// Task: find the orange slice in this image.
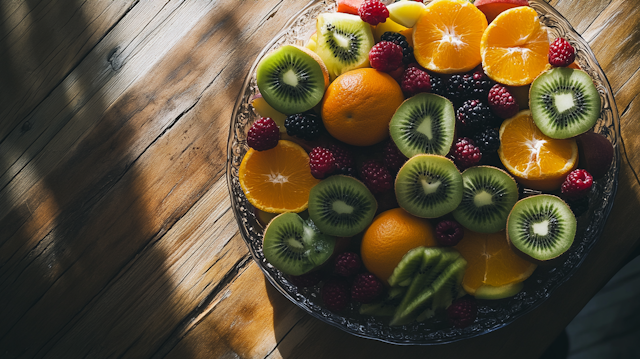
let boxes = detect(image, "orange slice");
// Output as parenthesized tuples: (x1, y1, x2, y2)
(239, 140, 320, 213)
(480, 6, 550, 86)
(454, 229, 537, 294)
(498, 110, 578, 191)
(412, 0, 487, 74)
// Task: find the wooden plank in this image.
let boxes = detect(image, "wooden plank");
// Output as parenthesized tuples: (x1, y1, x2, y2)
(549, 0, 611, 34)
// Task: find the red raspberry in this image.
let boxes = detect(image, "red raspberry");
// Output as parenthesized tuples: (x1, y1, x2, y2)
(247, 117, 279, 151)
(360, 160, 393, 194)
(334, 252, 362, 277)
(447, 296, 478, 328)
(309, 147, 336, 179)
(451, 137, 482, 170)
(561, 169, 593, 200)
(401, 63, 432, 97)
(383, 139, 408, 174)
(549, 37, 576, 67)
(369, 41, 403, 73)
(358, 0, 389, 26)
(435, 220, 464, 246)
(322, 278, 351, 312)
(288, 271, 323, 288)
(351, 272, 384, 303)
(327, 144, 356, 177)
(487, 84, 519, 119)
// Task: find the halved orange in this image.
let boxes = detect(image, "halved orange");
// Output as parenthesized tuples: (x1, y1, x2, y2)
(239, 140, 320, 213)
(498, 110, 578, 191)
(454, 229, 537, 294)
(480, 6, 550, 86)
(412, 0, 487, 74)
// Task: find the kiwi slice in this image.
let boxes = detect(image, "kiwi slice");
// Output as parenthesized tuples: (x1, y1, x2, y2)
(389, 93, 456, 158)
(308, 175, 377, 237)
(263, 213, 336, 276)
(395, 154, 463, 218)
(256, 44, 329, 115)
(452, 166, 519, 233)
(315, 13, 375, 79)
(506, 194, 577, 262)
(529, 67, 601, 139)
(473, 282, 524, 300)
(359, 287, 406, 317)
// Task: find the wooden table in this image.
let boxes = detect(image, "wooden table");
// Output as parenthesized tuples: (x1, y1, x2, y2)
(1, 0, 638, 358)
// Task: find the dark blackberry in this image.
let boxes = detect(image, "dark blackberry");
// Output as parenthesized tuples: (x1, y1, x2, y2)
(381, 31, 415, 64)
(567, 197, 589, 217)
(429, 72, 447, 97)
(470, 70, 495, 101)
(473, 127, 501, 154)
(446, 73, 473, 105)
(284, 112, 322, 141)
(456, 99, 501, 132)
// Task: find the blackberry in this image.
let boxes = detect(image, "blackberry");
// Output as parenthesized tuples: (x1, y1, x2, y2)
(473, 127, 501, 154)
(446, 73, 473, 105)
(429, 73, 447, 97)
(456, 99, 501, 132)
(567, 197, 589, 217)
(470, 70, 495, 101)
(284, 112, 322, 141)
(381, 32, 415, 64)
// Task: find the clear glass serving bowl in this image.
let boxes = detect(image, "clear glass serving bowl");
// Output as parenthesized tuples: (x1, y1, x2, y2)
(226, 0, 620, 345)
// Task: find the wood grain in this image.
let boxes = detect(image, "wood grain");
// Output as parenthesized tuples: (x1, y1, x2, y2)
(0, 0, 639, 358)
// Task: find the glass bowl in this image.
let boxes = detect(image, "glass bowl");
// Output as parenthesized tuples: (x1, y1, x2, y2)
(226, 0, 620, 345)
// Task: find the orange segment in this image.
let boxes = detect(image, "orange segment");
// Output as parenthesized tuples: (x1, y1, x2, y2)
(321, 68, 404, 146)
(239, 140, 320, 213)
(413, 0, 487, 74)
(454, 229, 537, 294)
(361, 208, 437, 284)
(480, 6, 550, 86)
(498, 110, 578, 191)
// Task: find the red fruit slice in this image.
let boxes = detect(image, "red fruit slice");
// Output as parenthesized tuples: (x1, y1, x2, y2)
(337, 0, 364, 15)
(576, 132, 614, 179)
(474, 0, 529, 23)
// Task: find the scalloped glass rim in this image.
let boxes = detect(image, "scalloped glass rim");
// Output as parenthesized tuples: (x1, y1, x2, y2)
(226, 0, 620, 345)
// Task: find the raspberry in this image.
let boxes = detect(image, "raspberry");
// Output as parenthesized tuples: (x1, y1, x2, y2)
(567, 196, 590, 217)
(247, 117, 280, 151)
(451, 137, 482, 170)
(549, 37, 576, 67)
(429, 72, 447, 97)
(334, 252, 362, 277)
(561, 169, 593, 200)
(327, 144, 356, 177)
(360, 160, 393, 194)
(309, 146, 336, 179)
(380, 32, 415, 64)
(401, 64, 432, 97)
(435, 220, 464, 246)
(383, 139, 408, 174)
(351, 272, 384, 303)
(284, 112, 322, 141)
(358, 0, 389, 26)
(446, 73, 474, 105)
(470, 69, 495, 101)
(456, 99, 501, 132)
(322, 278, 351, 312)
(473, 127, 501, 154)
(288, 271, 323, 288)
(369, 41, 403, 73)
(447, 296, 478, 328)
(487, 84, 519, 119)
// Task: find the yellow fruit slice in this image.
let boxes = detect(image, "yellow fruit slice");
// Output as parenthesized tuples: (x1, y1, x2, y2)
(387, 1, 426, 28)
(372, 18, 408, 42)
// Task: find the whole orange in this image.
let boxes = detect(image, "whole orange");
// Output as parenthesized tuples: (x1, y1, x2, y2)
(360, 208, 437, 284)
(321, 68, 404, 146)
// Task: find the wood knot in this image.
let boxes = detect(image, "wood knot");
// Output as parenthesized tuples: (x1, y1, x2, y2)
(108, 46, 123, 71)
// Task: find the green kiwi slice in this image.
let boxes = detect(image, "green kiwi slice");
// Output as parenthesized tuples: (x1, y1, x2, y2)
(315, 12, 374, 79)
(452, 166, 519, 233)
(395, 154, 463, 218)
(530, 67, 601, 139)
(256, 44, 327, 115)
(506, 194, 577, 262)
(308, 175, 377, 237)
(263, 213, 336, 276)
(389, 93, 456, 158)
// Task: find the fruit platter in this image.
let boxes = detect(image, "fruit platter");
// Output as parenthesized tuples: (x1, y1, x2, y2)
(226, 0, 619, 344)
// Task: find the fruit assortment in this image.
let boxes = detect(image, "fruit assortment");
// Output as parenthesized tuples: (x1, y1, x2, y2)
(238, 0, 615, 329)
